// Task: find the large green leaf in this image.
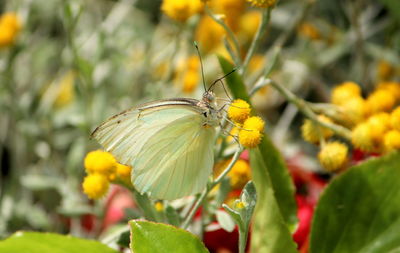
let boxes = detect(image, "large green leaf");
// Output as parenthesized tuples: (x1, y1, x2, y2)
(310, 152, 400, 253)
(129, 220, 209, 253)
(0, 231, 118, 253)
(218, 56, 297, 227)
(250, 149, 299, 253)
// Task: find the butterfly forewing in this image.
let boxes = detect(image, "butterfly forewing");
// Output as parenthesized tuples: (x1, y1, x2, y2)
(91, 99, 217, 199)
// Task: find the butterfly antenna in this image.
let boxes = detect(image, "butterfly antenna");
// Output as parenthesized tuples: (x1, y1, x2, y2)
(194, 41, 207, 92)
(208, 68, 236, 100)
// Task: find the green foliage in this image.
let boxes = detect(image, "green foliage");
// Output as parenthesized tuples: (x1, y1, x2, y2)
(0, 232, 118, 253)
(310, 152, 400, 253)
(129, 220, 209, 253)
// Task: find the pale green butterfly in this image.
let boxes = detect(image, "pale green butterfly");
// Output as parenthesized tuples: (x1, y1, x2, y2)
(91, 86, 229, 200)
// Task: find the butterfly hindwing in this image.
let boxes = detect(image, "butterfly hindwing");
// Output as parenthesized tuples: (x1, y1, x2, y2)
(132, 114, 216, 200)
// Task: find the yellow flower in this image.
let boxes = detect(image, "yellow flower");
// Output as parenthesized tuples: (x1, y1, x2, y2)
(84, 150, 117, 176)
(390, 106, 400, 131)
(298, 23, 321, 40)
(351, 123, 375, 152)
(247, 54, 264, 74)
(331, 81, 361, 105)
(228, 159, 251, 189)
(209, 0, 246, 31)
(234, 201, 246, 209)
(383, 130, 400, 152)
(376, 81, 400, 101)
(301, 115, 334, 144)
(339, 96, 368, 126)
(182, 70, 199, 93)
(82, 174, 110, 200)
(228, 99, 251, 124)
(161, 0, 203, 22)
(195, 15, 225, 53)
(366, 89, 395, 114)
(55, 71, 75, 107)
(238, 11, 261, 43)
(246, 0, 276, 8)
(155, 202, 164, 212)
(318, 142, 348, 172)
(116, 163, 131, 179)
(243, 116, 265, 132)
(239, 128, 262, 148)
(367, 112, 391, 144)
(0, 12, 21, 48)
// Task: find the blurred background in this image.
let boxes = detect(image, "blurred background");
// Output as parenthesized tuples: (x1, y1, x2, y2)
(0, 0, 399, 244)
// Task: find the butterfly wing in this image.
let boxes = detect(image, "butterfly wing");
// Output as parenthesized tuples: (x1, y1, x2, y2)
(132, 113, 216, 200)
(91, 99, 217, 199)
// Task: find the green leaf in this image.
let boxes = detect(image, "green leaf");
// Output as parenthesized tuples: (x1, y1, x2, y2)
(216, 210, 236, 232)
(310, 152, 400, 253)
(250, 149, 298, 253)
(218, 55, 298, 227)
(0, 232, 118, 253)
(129, 220, 209, 253)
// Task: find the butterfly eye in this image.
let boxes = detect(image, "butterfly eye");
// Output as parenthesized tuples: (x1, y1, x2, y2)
(204, 92, 215, 103)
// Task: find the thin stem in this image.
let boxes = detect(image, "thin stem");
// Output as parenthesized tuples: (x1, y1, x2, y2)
(205, 6, 242, 66)
(241, 8, 271, 76)
(238, 226, 248, 253)
(181, 147, 243, 229)
(266, 78, 352, 140)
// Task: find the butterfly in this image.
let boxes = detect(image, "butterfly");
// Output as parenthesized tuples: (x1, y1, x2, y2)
(91, 91, 223, 200)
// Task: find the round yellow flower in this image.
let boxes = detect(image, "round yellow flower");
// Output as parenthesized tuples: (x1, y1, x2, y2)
(0, 12, 21, 48)
(298, 23, 321, 40)
(383, 130, 400, 152)
(182, 70, 199, 93)
(351, 123, 375, 152)
(155, 202, 164, 212)
(116, 163, 132, 179)
(367, 112, 391, 143)
(246, 0, 276, 8)
(318, 142, 348, 172)
(238, 11, 261, 43)
(301, 115, 334, 144)
(161, 0, 203, 22)
(228, 159, 251, 189)
(228, 99, 251, 124)
(239, 129, 262, 148)
(339, 96, 368, 125)
(377, 81, 400, 101)
(366, 89, 395, 114)
(84, 150, 117, 176)
(195, 15, 225, 53)
(390, 106, 400, 131)
(331, 81, 361, 105)
(243, 116, 265, 132)
(82, 174, 110, 200)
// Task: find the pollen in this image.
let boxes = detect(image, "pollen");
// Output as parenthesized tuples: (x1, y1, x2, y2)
(318, 142, 348, 172)
(228, 99, 251, 124)
(243, 116, 265, 132)
(82, 174, 110, 200)
(239, 129, 262, 148)
(84, 150, 117, 177)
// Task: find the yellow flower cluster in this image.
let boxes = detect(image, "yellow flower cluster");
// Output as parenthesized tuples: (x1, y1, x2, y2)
(0, 12, 21, 48)
(82, 150, 132, 199)
(161, 0, 203, 22)
(228, 99, 264, 148)
(214, 158, 251, 190)
(194, 0, 261, 53)
(318, 142, 348, 172)
(328, 81, 400, 154)
(175, 55, 200, 93)
(301, 115, 333, 144)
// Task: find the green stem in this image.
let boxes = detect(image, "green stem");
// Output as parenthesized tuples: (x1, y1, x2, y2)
(267, 78, 352, 139)
(238, 226, 248, 253)
(181, 147, 243, 229)
(241, 8, 271, 76)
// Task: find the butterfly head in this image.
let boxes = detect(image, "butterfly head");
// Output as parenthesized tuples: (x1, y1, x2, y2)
(202, 91, 216, 104)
